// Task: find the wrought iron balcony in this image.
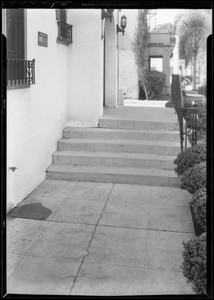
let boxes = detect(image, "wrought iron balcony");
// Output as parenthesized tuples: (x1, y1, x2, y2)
(57, 21, 73, 45)
(7, 59, 35, 87)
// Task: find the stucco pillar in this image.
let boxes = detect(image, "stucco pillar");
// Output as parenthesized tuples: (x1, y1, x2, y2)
(104, 18, 117, 107)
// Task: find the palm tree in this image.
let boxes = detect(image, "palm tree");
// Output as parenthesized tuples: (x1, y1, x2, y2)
(175, 10, 212, 90)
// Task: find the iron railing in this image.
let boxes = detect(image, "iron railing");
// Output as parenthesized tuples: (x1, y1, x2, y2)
(58, 21, 72, 44)
(182, 107, 198, 150)
(7, 59, 35, 87)
(171, 74, 198, 152)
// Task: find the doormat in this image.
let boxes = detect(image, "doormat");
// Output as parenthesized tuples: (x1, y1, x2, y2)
(8, 203, 52, 220)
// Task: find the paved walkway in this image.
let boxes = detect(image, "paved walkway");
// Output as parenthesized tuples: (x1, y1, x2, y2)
(7, 179, 195, 295)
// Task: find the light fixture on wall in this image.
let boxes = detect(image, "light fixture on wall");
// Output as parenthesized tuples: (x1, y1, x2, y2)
(101, 9, 114, 22)
(55, 9, 60, 22)
(116, 15, 127, 36)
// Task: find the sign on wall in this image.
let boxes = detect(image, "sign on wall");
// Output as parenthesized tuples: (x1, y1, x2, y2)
(38, 32, 48, 47)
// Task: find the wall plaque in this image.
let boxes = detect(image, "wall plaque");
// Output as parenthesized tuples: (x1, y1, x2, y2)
(38, 32, 48, 47)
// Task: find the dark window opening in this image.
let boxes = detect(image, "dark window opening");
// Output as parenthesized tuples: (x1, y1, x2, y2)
(6, 9, 35, 88)
(56, 9, 72, 45)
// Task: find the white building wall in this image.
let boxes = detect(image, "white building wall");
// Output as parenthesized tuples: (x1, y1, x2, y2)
(149, 33, 170, 45)
(6, 9, 103, 211)
(67, 9, 103, 126)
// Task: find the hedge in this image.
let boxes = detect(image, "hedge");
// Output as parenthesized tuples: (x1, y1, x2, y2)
(198, 85, 206, 97)
(180, 162, 206, 194)
(182, 233, 206, 294)
(191, 188, 207, 232)
(174, 143, 206, 177)
(139, 70, 166, 100)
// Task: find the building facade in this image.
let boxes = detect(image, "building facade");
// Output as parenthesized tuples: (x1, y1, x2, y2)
(3, 8, 122, 211)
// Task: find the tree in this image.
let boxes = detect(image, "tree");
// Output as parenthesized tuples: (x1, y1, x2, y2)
(132, 9, 149, 99)
(175, 10, 211, 90)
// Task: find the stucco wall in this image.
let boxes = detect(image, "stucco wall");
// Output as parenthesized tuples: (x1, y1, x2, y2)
(67, 9, 103, 126)
(146, 46, 173, 87)
(6, 9, 103, 211)
(149, 33, 170, 45)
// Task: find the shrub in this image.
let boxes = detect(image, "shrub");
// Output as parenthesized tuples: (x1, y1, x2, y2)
(139, 70, 166, 100)
(191, 188, 207, 231)
(184, 104, 207, 131)
(198, 85, 207, 97)
(174, 143, 206, 176)
(197, 104, 207, 129)
(180, 162, 206, 194)
(181, 233, 206, 294)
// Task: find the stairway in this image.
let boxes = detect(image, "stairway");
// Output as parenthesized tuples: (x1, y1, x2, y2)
(47, 109, 181, 187)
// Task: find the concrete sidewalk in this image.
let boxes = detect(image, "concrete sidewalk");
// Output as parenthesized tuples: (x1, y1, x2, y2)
(7, 179, 195, 295)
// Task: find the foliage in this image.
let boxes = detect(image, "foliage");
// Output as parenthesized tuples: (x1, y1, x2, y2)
(197, 104, 207, 127)
(198, 85, 207, 97)
(175, 10, 211, 90)
(191, 188, 207, 231)
(132, 9, 150, 99)
(170, 35, 176, 44)
(184, 104, 207, 131)
(180, 162, 206, 194)
(174, 143, 206, 176)
(139, 70, 166, 100)
(181, 233, 207, 294)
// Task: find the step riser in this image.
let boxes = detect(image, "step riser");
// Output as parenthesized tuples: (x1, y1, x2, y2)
(63, 131, 180, 142)
(46, 171, 180, 188)
(58, 142, 180, 156)
(99, 119, 179, 131)
(53, 155, 175, 170)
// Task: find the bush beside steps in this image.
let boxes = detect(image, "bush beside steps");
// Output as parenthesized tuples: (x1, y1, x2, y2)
(174, 141, 207, 294)
(182, 233, 206, 294)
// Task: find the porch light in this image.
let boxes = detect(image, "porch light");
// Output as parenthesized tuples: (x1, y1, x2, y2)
(55, 9, 60, 21)
(101, 9, 114, 22)
(117, 15, 127, 36)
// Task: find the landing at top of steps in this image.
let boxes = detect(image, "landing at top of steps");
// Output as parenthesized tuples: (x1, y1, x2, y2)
(102, 106, 177, 122)
(99, 119, 179, 131)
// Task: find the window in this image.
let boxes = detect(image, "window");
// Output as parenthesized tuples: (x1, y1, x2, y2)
(7, 9, 24, 60)
(56, 9, 72, 45)
(6, 9, 35, 88)
(149, 56, 163, 72)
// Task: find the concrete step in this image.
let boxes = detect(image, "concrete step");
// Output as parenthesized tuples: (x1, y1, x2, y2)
(53, 151, 176, 170)
(99, 118, 179, 131)
(57, 138, 181, 156)
(63, 127, 180, 142)
(46, 165, 180, 187)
